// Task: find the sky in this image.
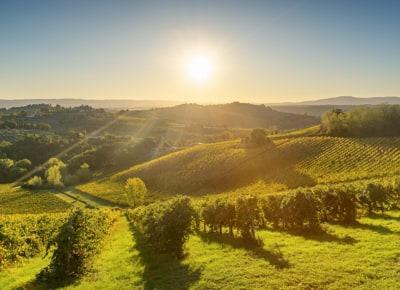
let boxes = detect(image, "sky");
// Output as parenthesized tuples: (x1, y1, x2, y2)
(0, 0, 400, 103)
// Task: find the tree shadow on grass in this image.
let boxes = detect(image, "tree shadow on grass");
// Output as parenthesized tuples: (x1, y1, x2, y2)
(197, 231, 290, 269)
(344, 221, 399, 235)
(130, 227, 201, 290)
(269, 227, 358, 245)
(367, 213, 400, 222)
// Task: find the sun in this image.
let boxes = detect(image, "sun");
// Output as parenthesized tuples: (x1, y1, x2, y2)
(185, 55, 213, 84)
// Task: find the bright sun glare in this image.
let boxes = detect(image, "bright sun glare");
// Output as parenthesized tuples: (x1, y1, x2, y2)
(186, 55, 213, 84)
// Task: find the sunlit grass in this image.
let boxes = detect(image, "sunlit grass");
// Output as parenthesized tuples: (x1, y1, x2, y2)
(0, 255, 50, 289)
(3, 211, 399, 289)
(0, 185, 71, 214)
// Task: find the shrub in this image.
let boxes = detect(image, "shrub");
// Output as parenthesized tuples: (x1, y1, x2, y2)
(0, 213, 66, 269)
(250, 128, 270, 146)
(391, 178, 400, 208)
(359, 183, 391, 214)
(280, 189, 320, 232)
(64, 163, 92, 185)
(24, 176, 43, 189)
(124, 177, 147, 207)
(201, 200, 218, 232)
(38, 209, 115, 285)
(261, 194, 284, 228)
(235, 195, 262, 240)
(128, 196, 196, 257)
(319, 188, 357, 223)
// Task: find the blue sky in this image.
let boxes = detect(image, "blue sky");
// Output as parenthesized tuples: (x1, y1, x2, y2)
(1, 0, 399, 102)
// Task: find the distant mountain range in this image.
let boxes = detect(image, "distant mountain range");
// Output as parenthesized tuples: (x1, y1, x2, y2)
(268, 96, 400, 106)
(0, 96, 399, 109)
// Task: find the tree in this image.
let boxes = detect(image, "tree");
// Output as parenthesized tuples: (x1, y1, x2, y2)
(24, 176, 43, 189)
(45, 158, 66, 188)
(250, 129, 270, 146)
(74, 163, 91, 183)
(0, 159, 14, 182)
(124, 178, 147, 207)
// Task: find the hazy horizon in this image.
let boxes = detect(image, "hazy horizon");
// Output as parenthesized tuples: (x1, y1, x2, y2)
(1, 0, 400, 103)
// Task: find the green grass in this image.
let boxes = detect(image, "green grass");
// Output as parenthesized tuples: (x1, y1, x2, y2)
(0, 255, 50, 289)
(4, 211, 399, 289)
(63, 215, 143, 290)
(77, 181, 129, 206)
(0, 185, 71, 214)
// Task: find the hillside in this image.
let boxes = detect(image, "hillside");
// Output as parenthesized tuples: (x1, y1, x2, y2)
(268, 96, 400, 106)
(78, 135, 400, 204)
(0, 99, 182, 110)
(270, 105, 359, 116)
(127, 102, 319, 130)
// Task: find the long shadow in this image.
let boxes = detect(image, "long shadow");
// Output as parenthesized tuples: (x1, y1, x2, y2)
(197, 231, 290, 269)
(269, 227, 358, 245)
(367, 213, 400, 222)
(72, 187, 125, 208)
(131, 227, 201, 290)
(345, 221, 398, 235)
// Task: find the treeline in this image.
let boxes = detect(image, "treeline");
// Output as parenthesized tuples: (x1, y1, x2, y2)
(321, 105, 400, 137)
(0, 158, 31, 183)
(127, 181, 399, 256)
(0, 120, 51, 130)
(0, 134, 158, 185)
(23, 158, 92, 189)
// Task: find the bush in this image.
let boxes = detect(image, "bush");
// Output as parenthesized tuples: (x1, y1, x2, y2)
(359, 183, 391, 214)
(319, 188, 358, 223)
(24, 176, 43, 189)
(250, 129, 271, 146)
(391, 178, 400, 208)
(0, 213, 66, 269)
(128, 196, 196, 257)
(38, 209, 115, 285)
(280, 189, 320, 232)
(235, 195, 262, 240)
(124, 177, 147, 207)
(261, 194, 284, 228)
(64, 163, 92, 185)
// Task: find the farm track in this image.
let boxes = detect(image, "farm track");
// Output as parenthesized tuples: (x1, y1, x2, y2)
(56, 187, 121, 209)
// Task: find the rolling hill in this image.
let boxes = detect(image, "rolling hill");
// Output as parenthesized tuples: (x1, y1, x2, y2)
(268, 96, 400, 106)
(78, 135, 400, 205)
(126, 102, 319, 130)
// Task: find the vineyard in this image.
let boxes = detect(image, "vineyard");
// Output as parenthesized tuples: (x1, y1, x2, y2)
(1, 135, 400, 289)
(76, 136, 400, 205)
(0, 185, 72, 214)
